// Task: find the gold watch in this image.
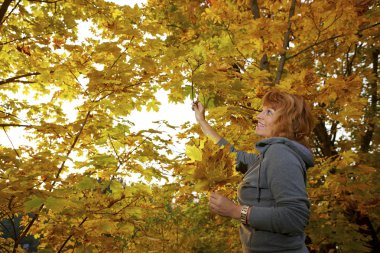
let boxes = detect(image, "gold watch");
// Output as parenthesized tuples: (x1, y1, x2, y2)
(240, 205, 249, 224)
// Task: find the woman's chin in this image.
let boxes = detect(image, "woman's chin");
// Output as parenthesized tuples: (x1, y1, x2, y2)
(256, 130, 270, 138)
(255, 130, 264, 137)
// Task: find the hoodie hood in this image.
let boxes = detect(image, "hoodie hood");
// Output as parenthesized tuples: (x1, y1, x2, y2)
(255, 137, 314, 168)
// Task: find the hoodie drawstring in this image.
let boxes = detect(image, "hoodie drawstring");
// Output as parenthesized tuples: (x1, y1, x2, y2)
(256, 154, 263, 203)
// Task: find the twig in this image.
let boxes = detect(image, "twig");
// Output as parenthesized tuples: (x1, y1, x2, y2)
(186, 59, 202, 102)
(2, 126, 20, 157)
(110, 36, 135, 69)
(108, 134, 123, 165)
(57, 217, 88, 253)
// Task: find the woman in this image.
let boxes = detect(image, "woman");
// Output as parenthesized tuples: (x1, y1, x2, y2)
(192, 91, 314, 253)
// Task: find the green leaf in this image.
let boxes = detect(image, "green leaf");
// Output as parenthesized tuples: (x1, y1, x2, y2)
(78, 176, 96, 190)
(124, 207, 143, 219)
(110, 180, 124, 194)
(45, 197, 62, 212)
(45, 197, 75, 212)
(24, 196, 44, 212)
(118, 223, 134, 234)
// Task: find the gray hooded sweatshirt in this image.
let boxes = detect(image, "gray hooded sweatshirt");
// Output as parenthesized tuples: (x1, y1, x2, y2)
(218, 137, 313, 253)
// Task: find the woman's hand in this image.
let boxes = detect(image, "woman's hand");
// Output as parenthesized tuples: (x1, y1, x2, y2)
(192, 101, 206, 123)
(209, 192, 241, 220)
(191, 101, 222, 143)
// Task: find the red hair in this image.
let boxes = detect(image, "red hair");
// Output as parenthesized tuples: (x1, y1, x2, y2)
(263, 91, 314, 147)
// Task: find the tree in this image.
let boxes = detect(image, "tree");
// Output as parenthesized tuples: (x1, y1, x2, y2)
(0, 0, 379, 252)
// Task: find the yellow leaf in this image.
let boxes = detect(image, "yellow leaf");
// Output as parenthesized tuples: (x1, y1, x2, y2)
(185, 145, 203, 161)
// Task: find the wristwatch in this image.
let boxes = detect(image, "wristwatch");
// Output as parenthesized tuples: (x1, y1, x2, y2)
(240, 205, 250, 225)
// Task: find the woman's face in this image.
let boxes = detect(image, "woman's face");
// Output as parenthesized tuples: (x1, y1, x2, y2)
(256, 105, 276, 138)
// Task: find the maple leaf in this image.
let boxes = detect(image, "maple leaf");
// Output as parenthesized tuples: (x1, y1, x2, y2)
(185, 145, 203, 161)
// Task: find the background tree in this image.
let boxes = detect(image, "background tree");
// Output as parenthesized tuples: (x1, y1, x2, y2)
(0, 0, 379, 252)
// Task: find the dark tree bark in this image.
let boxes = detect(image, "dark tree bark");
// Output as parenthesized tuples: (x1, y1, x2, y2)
(275, 0, 297, 84)
(360, 49, 379, 152)
(0, 0, 13, 25)
(313, 120, 338, 157)
(250, 0, 270, 73)
(0, 72, 40, 86)
(250, 0, 260, 19)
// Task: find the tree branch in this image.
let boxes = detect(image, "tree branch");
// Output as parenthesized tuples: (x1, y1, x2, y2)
(345, 43, 358, 76)
(224, 26, 254, 70)
(0, 0, 13, 26)
(14, 112, 91, 250)
(0, 124, 33, 127)
(14, 211, 40, 253)
(55, 123, 160, 252)
(250, 0, 260, 19)
(0, 72, 40, 86)
(8, 214, 17, 241)
(287, 22, 380, 60)
(53, 110, 92, 181)
(0, 0, 20, 26)
(0, 221, 10, 234)
(313, 119, 338, 157)
(250, 0, 270, 73)
(110, 36, 135, 69)
(108, 134, 123, 165)
(57, 217, 88, 253)
(287, 34, 343, 61)
(274, 0, 297, 84)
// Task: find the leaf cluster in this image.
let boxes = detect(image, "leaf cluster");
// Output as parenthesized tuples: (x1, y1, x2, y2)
(185, 137, 240, 192)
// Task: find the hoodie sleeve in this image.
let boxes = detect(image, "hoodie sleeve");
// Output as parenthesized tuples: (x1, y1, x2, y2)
(249, 143, 310, 235)
(217, 138, 257, 173)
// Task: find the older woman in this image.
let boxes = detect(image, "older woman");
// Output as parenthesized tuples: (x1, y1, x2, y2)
(192, 91, 314, 253)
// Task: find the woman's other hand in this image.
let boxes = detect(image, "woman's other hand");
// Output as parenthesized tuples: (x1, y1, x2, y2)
(209, 192, 241, 219)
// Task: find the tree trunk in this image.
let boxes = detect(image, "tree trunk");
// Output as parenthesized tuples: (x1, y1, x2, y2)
(275, 0, 297, 84)
(313, 120, 337, 157)
(360, 49, 378, 152)
(250, 0, 270, 73)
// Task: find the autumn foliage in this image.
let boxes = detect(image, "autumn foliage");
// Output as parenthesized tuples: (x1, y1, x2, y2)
(0, 0, 379, 252)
